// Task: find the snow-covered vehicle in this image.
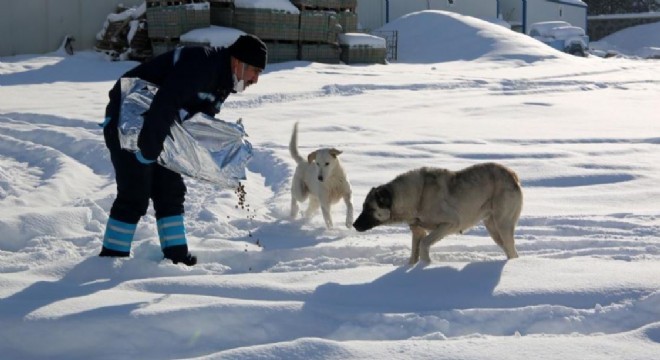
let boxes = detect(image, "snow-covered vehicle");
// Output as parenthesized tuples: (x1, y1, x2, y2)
(528, 21, 589, 57)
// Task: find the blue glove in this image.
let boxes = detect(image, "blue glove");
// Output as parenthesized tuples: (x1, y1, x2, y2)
(135, 151, 156, 165)
(98, 116, 111, 128)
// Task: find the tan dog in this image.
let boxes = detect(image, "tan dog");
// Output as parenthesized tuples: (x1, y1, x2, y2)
(353, 163, 522, 264)
(289, 122, 353, 229)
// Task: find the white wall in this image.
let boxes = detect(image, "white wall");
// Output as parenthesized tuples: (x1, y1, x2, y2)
(499, 0, 523, 25)
(0, 0, 144, 57)
(497, 0, 587, 33)
(356, 0, 387, 31)
(427, 0, 498, 20)
(524, 0, 587, 33)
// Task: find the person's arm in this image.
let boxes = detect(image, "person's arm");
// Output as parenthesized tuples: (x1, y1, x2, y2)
(137, 53, 213, 161)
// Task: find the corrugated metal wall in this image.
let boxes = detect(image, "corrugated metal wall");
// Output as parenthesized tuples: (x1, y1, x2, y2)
(0, 0, 143, 57)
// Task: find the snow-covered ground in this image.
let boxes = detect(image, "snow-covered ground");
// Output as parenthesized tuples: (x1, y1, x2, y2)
(0, 10, 659, 360)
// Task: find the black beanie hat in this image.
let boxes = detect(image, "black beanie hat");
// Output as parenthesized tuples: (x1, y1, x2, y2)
(228, 34, 268, 69)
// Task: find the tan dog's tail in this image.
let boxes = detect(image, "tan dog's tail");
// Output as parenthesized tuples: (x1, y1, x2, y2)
(289, 122, 305, 165)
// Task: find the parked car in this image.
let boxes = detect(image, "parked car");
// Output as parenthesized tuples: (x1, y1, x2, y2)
(528, 21, 589, 57)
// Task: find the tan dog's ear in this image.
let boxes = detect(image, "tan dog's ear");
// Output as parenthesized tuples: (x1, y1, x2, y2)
(307, 151, 317, 164)
(329, 148, 342, 158)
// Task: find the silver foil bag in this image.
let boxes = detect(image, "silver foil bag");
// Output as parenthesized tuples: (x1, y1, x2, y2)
(118, 78, 252, 188)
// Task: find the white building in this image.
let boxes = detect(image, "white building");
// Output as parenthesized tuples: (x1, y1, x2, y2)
(499, 0, 587, 33)
(356, 0, 588, 33)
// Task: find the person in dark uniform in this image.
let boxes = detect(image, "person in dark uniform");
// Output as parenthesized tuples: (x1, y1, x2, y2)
(99, 34, 267, 266)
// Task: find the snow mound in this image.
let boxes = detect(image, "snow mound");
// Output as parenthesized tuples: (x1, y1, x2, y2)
(377, 10, 572, 63)
(590, 21, 660, 59)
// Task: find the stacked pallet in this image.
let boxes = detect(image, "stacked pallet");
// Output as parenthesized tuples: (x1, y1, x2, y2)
(293, 1, 338, 64)
(291, 0, 357, 33)
(209, 0, 234, 27)
(291, 0, 358, 33)
(338, 33, 387, 65)
(96, 17, 131, 57)
(139, 0, 386, 65)
(233, 8, 300, 41)
(299, 10, 341, 43)
(146, 0, 211, 56)
(231, 0, 301, 63)
(291, 0, 357, 64)
(129, 21, 154, 61)
(95, 3, 152, 61)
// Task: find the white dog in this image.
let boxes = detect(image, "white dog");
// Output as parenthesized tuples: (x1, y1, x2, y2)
(289, 122, 353, 229)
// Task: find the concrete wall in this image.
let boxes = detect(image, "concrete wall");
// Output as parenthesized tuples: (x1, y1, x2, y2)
(588, 14, 660, 41)
(0, 0, 143, 57)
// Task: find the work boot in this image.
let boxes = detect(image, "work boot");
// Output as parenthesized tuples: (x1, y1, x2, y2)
(162, 245, 197, 266)
(99, 218, 136, 257)
(158, 215, 196, 266)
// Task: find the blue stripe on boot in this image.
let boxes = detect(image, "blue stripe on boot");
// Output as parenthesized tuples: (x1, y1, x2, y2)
(102, 218, 137, 253)
(157, 215, 187, 249)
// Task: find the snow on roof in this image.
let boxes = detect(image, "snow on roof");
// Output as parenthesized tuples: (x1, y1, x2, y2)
(183, 2, 210, 11)
(107, 2, 146, 22)
(180, 26, 246, 48)
(549, 26, 585, 38)
(338, 33, 386, 48)
(234, 0, 300, 14)
(529, 21, 585, 38)
(548, 0, 587, 7)
(529, 21, 571, 35)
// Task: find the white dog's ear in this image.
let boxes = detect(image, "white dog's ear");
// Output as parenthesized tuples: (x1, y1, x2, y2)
(307, 151, 317, 163)
(329, 148, 342, 158)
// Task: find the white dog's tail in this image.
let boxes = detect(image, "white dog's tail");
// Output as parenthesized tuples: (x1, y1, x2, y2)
(289, 122, 305, 165)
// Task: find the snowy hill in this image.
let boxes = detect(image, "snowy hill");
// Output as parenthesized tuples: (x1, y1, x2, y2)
(0, 10, 659, 360)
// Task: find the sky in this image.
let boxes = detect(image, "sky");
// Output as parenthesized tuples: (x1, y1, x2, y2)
(1, 9, 659, 360)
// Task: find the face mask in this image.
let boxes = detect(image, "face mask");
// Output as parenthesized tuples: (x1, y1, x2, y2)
(232, 74, 245, 93)
(233, 63, 246, 93)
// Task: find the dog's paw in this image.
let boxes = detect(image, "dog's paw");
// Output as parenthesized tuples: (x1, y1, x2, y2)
(406, 260, 429, 269)
(290, 207, 300, 219)
(290, 208, 305, 222)
(417, 259, 431, 267)
(406, 259, 430, 269)
(324, 217, 334, 229)
(418, 251, 432, 264)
